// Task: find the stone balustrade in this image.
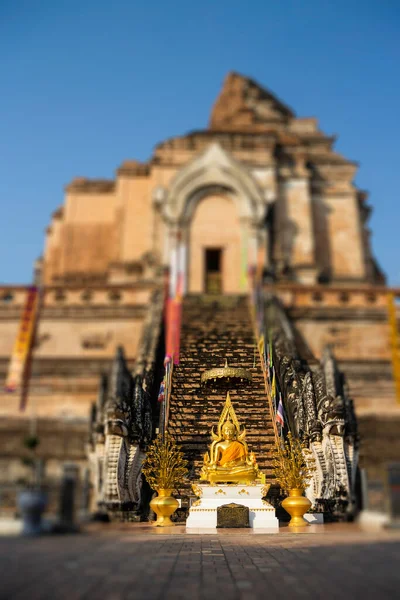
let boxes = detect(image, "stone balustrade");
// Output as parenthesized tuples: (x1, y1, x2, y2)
(0, 284, 154, 309)
(263, 284, 400, 311)
(0, 284, 399, 317)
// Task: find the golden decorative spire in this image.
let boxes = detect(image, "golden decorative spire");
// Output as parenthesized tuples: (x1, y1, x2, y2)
(212, 391, 242, 440)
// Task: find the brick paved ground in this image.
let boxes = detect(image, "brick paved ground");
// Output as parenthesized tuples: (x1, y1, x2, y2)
(1, 525, 400, 600)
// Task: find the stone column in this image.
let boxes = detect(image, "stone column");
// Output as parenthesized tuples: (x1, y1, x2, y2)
(162, 221, 171, 267)
(324, 190, 366, 282)
(277, 155, 317, 283)
(238, 217, 266, 291)
(255, 219, 268, 280)
(312, 164, 366, 283)
(179, 224, 189, 295)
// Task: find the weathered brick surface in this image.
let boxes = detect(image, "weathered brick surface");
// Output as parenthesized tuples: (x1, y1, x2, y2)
(168, 295, 275, 480)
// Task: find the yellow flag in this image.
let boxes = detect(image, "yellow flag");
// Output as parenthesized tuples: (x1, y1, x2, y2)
(258, 334, 265, 360)
(271, 368, 276, 400)
(5, 287, 39, 394)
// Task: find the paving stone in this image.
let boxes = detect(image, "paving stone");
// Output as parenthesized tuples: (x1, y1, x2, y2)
(1, 526, 400, 599)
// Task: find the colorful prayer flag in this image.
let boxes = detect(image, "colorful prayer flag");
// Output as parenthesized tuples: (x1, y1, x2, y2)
(258, 335, 265, 367)
(271, 367, 276, 401)
(165, 298, 175, 359)
(165, 299, 182, 366)
(157, 379, 165, 403)
(173, 299, 182, 366)
(276, 396, 285, 427)
(5, 287, 40, 407)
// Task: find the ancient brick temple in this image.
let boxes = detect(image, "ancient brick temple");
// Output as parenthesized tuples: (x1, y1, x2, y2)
(0, 72, 399, 517)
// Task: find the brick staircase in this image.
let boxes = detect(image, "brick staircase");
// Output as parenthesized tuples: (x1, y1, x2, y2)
(167, 294, 276, 485)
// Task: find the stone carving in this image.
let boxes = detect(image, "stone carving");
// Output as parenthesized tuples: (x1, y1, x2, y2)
(301, 372, 321, 442)
(88, 290, 163, 519)
(81, 332, 112, 350)
(88, 346, 152, 516)
(264, 294, 359, 518)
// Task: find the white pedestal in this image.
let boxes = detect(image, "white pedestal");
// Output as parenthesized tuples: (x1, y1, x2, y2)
(186, 484, 279, 533)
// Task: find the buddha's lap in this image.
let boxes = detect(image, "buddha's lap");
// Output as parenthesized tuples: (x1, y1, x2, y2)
(212, 463, 254, 472)
(219, 459, 246, 467)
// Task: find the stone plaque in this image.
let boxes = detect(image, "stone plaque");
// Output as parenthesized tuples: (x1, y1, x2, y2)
(388, 463, 400, 519)
(217, 503, 249, 528)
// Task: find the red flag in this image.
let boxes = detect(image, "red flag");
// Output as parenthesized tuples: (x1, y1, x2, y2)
(165, 298, 175, 360)
(173, 300, 182, 366)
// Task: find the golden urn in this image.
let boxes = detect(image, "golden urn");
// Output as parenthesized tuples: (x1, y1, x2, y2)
(150, 489, 179, 527)
(272, 432, 315, 527)
(282, 488, 312, 527)
(141, 433, 188, 527)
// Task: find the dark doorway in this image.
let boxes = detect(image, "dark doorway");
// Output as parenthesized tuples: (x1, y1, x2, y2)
(205, 248, 222, 294)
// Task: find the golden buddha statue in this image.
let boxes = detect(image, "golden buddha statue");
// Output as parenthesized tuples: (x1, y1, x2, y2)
(200, 391, 262, 484)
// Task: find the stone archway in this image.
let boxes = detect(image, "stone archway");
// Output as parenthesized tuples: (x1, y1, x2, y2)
(161, 143, 268, 294)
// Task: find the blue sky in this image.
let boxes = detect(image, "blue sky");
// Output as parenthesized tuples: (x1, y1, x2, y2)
(1, 1, 399, 284)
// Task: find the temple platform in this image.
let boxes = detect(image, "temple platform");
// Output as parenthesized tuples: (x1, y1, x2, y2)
(186, 483, 279, 533)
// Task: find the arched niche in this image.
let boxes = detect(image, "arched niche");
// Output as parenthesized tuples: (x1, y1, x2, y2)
(160, 143, 269, 293)
(188, 190, 242, 293)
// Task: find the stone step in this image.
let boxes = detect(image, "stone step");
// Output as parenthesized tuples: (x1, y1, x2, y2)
(167, 294, 277, 487)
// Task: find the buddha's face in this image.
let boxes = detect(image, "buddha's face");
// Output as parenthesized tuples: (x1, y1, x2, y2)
(222, 423, 236, 440)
